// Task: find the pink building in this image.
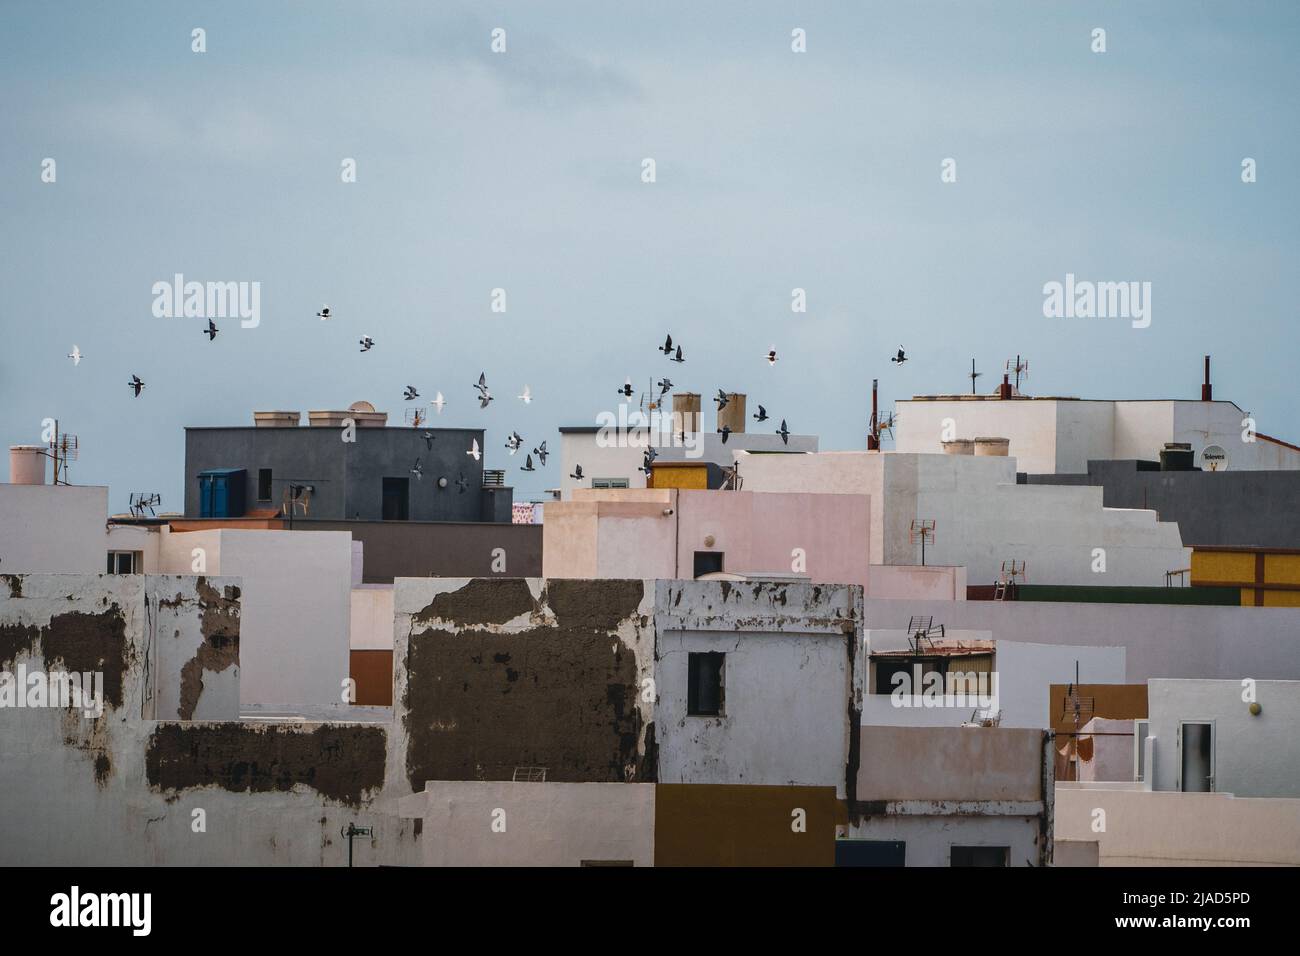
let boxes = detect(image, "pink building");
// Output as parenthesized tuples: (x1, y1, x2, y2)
(542, 488, 871, 590)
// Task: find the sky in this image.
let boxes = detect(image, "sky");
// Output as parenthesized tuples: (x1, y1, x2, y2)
(1, 1, 1297, 512)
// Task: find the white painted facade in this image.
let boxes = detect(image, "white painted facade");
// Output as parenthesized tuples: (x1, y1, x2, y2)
(739, 451, 1189, 587)
(0, 483, 110, 572)
(398, 782, 655, 866)
(1145, 678, 1300, 797)
(895, 397, 1300, 474)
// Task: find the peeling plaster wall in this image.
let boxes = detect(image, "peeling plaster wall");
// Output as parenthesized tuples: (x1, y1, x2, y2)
(653, 579, 863, 798)
(0, 573, 421, 867)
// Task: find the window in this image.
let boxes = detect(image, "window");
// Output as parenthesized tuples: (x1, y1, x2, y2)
(1134, 720, 1150, 782)
(106, 551, 140, 574)
(257, 468, 273, 501)
(382, 477, 410, 521)
(950, 846, 1009, 867)
(687, 652, 724, 716)
(835, 840, 906, 867)
(693, 551, 724, 578)
(591, 478, 629, 489)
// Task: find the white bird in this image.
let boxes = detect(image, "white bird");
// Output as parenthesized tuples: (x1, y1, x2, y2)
(518, 385, 532, 404)
(429, 391, 445, 414)
(68, 345, 81, 366)
(467, 439, 481, 461)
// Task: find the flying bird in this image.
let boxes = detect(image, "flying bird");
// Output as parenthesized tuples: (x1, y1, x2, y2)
(520, 454, 536, 472)
(533, 441, 548, 466)
(203, 319, 219, 341)
(671, 345, 685, 363)
(753, 404, 769, 423)
(422, 431, 435, 450)
(766, 347, 778, 366)
(659, 334, 673, 355)
(317, 306, 331, 320)
(467, 439, 481, 461)
(657, 378, 673, 397)
(359, 336, 374, 352)
(714, 389, 729, 410)
(570, 464, 584, 481)
(410, 458, 423, 480)
(478, 390, 493, 409)
(474, 373, 492, 408)
(776, 419, 790, 444)
(641, 447, 659, 476)
(891, 347, 907, 365)
(128, 375, 145, 397)
(618, 378, 634, 398)
(518, 385, 532, 404)
(67, 345, 81, 366)
(403, 386, 419, 401)
(505, 431, 523, 455)
(718, 425, 732, 444)
(429, 392, 446, 415)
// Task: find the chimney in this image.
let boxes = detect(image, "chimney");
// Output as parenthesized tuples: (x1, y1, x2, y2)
(999, 373, 1012, 399)
(1201, 355, 1212, 401)
(671, 393, 701, 434)
(716, 392, 747, 434)
(867, 378, 880, 450)
(9, 445, 47, 485)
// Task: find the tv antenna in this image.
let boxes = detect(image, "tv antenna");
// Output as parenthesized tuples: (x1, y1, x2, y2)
(129, 493, 162, 518)
(404, 407, 427, 427)
(512, 766, 548, 782)
(46, 420, 80, 485)
(1006, 355, 1029, 392)
(909, 518, 936, 566)
(968, 359, 982, 395)
(994, 559, 1026, 600)
(868, 379, 898, 449)
(905, 615, 945, 654)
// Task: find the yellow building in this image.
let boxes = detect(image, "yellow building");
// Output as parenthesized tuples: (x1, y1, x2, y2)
(1191, 546, 1300, 607)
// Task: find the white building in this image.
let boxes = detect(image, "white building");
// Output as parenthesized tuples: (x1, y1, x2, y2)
(895, 395, 1300, 474)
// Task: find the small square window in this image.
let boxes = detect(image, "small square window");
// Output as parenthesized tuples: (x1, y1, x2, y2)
(693, 551, 724, 578)
(107, 551, 139, 574)
(687, 652, 724, 716)
(950, 845, 1009, 867)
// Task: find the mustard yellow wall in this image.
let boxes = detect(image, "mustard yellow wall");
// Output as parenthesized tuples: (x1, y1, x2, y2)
(1264, 553, 1300, 586)
(649, 465, 709, 490)
(1191, 549, 1255, 585)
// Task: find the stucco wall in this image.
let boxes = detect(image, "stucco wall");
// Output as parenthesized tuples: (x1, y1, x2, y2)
(399, 781, 655, 866)
(350, 586, 394, 650)
(0, 484, 108, 573)
(1146, 678, 1300, 797)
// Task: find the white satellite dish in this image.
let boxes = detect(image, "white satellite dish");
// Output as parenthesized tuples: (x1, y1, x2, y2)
(1201, 444, 1228, 471)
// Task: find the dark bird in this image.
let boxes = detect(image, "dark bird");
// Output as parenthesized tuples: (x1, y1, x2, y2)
(473, 373, 492, 408)
(618, 378, 634, 398)
(520, 454, 536, 472)
(317, 306, 331, 320)
(203, 319, 218, 341)
(776, 419, 790, 444)
(410, 458, 423, 480)
(533, 441, 549, 466)
(753, 404, 769, 423)
(641, 447, 659, 475)
(403, 385, 419, 401)
(359, 336, 374, 352)
(422, 431, 435, 450)
(657, 378, 673, 397)
(455, 473, 468, 494)
(128, 374, 145, 397)
(570, 464, 584, 481)
(718, 425, 732, 444)
(659, 334, 673, 355)
(671, 345, 684, 363)
(714, 389, 729, 410)
(478, 391, 493, 409)
(891, 346, 907, 365)
(505, 431, 523, 455)
(766, 346, 777, 366)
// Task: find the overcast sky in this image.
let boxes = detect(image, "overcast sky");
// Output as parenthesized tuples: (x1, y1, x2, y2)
(2, 1, 1297, 511)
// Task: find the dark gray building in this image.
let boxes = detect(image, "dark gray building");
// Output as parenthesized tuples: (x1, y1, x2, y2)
(184, 406, 512, 522)
(1021, 460, 1300, 549)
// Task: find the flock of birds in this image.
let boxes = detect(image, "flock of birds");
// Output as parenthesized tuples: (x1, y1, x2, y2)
(70, 304, 911, 490)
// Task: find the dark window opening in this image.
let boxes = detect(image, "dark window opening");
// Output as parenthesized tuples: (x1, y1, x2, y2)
(835, 840, 906, 867)
(382, 477, 410, 521)
(950, 846, 1009, 867)
(107, 551, 139, 574)
(687, 652, 724, 716)
(693, 551, 724, 578)
(257, 468, 273, 501)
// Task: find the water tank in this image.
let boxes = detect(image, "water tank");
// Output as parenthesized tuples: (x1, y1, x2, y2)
(974, 437, 1010, 457)
(253, 411, 301, 427)
(716, 392, 747, 435)
(308, 401, 387, 428)
(942, 439, 974, 455)
(672, 393, 701, 434)
(9, 445, 47, 484)
(1160, 442, 1195, 471)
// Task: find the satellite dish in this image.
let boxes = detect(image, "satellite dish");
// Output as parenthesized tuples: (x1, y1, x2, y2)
(1201, 444, 1228, 471)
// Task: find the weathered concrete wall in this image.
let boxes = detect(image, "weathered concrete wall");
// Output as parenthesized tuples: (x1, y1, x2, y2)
(845, 814, 1044, 867)
(655, 784, 838, 866)
(399, 781, 656, 866)
(394, 577, 657, 788)
(1146, 679, 1300, 797)
(654, 579, 862, 798)
(0, 484, 108, 573)
(1056, 785, 1300, 865)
